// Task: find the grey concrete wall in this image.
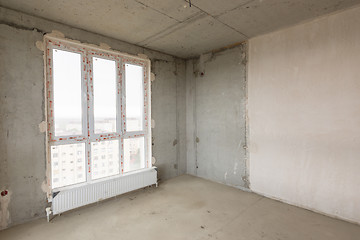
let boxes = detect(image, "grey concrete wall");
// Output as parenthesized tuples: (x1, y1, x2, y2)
(0, 21, 46, 231)
(248, 5, 360, 224)
(185, 60, 197, 176)
(0, 7, 186, 229)
(151, 59, 186, 180)
(186, 45, 248, 189)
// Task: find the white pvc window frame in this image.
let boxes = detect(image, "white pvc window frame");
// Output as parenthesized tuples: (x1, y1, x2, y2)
(45, 36, 152, 192)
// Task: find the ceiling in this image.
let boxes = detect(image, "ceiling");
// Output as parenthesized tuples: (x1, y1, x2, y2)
(1, 0, 360, 58)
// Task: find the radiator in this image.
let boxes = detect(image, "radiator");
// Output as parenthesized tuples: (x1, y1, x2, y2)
(51, 167, 157, 214)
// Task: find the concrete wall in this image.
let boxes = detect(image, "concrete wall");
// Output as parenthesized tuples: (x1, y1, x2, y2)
(151, 59, 186, 180)
(186, 46, 248, 189)
(0, 7, 186, 229)
(248, 6, 360, 224)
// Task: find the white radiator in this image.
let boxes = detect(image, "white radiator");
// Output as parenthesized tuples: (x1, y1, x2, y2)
(51, 168, 157, 214)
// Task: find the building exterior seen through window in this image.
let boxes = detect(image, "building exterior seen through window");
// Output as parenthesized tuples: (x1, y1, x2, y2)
(45, 36, 151, 190)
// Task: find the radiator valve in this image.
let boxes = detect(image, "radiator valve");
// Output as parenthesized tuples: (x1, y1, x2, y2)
(46, 207, 52, 222)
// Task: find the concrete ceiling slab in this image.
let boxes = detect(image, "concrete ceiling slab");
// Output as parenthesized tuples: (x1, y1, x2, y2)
(217, 0, 360, 38)
(1, 0, 360, 58)
(143, 14, 246, 58)
(135, 0, 201, 22)
(0, 0, 178, 44)
(189, 0, 251, 16)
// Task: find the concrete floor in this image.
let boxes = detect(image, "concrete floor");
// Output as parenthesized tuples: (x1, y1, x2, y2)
(0, 175, 359, 240)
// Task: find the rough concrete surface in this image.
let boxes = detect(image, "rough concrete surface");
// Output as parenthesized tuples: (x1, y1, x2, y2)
(1, 0, 359, 58)
(186, 45, 248, 189)
(248, 5, 360, 224)
(185, 59, 197, 176)
(0, 23, 46, 230)
(151, 59, 186, 180)
(1, 0, 360, 234)
(0, 175, 359, 240)
(0, 7, 186, 229)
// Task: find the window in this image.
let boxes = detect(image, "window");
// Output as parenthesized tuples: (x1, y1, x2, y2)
(46, 36, 151, 190)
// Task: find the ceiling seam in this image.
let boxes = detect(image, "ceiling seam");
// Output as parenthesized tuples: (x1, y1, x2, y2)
(137, 0, 251, 49)
(213, 17, 249, 38)
(183, 0, 249, 38)
(213, 0, 257, 18)
(136, 12, 207, 46)
(133, 0, 181, 23)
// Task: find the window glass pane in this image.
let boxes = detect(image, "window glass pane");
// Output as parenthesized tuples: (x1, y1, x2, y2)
(125, 64, 144, 132)
(124, 137, 145, 172)
(93, 57, 117, 134)
(51, 143, 86, 188)
(53, 49, 82, 136)
(91, 140, 119, 180)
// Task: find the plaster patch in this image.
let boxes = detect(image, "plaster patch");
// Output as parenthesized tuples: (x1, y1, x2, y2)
(47, 30, 65, 38)
(224, 172, 228, 180)
(137, 53, 149, 59)
(234, 163, 238, 175)
(99, 43, 111, 50)
(0, 190, 12, 230)
(87, 43, 99, 49)
(152, 157, 157, 165)
(150, 72, 156, 82)
(151, 119, 155, 128)
(41, 180, 49, 194)
(38, 121, 46, 133)
(35, 41, 44, 51)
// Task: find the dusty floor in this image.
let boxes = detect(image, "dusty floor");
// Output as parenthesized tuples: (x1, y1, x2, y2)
(0, 175, 359, 240)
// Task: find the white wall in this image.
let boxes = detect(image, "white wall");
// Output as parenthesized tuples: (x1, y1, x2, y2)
(248, 6, 360, 224)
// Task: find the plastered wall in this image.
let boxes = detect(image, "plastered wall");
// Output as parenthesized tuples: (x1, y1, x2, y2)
(248, 6, 360, 224)
(0, 7, 186, 229)
(186, 46, 248, 189)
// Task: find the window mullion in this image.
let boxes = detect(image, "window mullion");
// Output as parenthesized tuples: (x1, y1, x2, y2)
(121, 61, 127, 134)
(85, 51, 92, 182)
(117, 58, 124, 175)
(143, 64, 150, 168)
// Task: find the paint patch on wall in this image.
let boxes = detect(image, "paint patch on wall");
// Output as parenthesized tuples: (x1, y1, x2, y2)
(151, 119, 155, 128)
(137, 53, 149, 59)
(47, 30, 65, 38)
(38, 121, 46, 133)
(234, 162, 238, 175)
(41, 180, 50, 195)
(35, 41, 44, 51)
(99, 43, 111, 50)
(150, 72, 156, 82)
